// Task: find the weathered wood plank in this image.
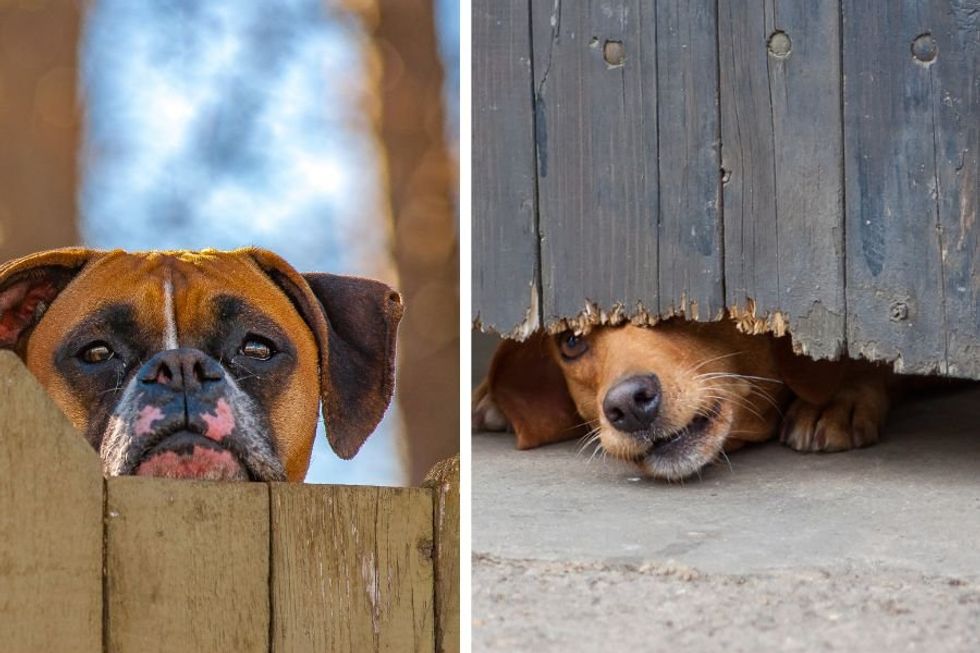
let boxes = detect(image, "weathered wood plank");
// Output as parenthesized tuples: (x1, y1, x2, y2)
(105, 477, 269, 653)
(720, 0, 846, 358)
(423, 455, 460, 653)
(843, 0, 964, 375)
(473, 0, 541, 336)
(931, 2, 979, 378)
(270, 484, 435, 652)
(532, 0, 661, 327)
(655, 0, 724, 320)
(0, 352, 102, 651)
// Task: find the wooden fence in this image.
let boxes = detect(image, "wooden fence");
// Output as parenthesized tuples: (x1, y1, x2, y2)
(0, 352, 459, 653)
(473, 0, 979, 379)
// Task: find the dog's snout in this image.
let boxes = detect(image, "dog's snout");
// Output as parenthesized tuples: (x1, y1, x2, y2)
(140, 348, 224, 393)
(603, 374, 661, 433)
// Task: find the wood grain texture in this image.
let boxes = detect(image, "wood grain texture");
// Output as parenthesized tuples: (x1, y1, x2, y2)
(270, 484, 435, 653)
(930, 1, 979, 378)
(0, 352, 102, 652)
(531, 0, 661, 324)
(105, 477, 269, 653)
(473, 0, 541, 335)
(655, 0, 724, 320)
(843, 0, 964, 375)
(423, 456, 460, 653)
(720, 0, 846, 358)
(473, 2, 979, 378)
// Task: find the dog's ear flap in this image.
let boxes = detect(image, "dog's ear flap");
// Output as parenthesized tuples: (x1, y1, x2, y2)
(249, 249, 403, 460)
(301, 272, 403, 459)
(487, 331, 584, 449)
(0, 248, 96, 353)
(771, 335, 847, 406)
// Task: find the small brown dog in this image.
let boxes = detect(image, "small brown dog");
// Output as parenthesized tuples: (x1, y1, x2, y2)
(474, 319, 892, 480)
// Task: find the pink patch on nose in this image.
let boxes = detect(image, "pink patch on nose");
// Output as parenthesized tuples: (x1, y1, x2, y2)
(201, 398, 235, 442)
(135, 405, 165, 437)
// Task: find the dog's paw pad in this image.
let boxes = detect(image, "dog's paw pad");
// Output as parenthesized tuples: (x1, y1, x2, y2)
(472, 393, 510, 432)
(780, 395, 881, 453)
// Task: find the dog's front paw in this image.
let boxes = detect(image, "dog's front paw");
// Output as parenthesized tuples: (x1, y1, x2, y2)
(472, 382, 510, 432)
(779, 380, 888, 453)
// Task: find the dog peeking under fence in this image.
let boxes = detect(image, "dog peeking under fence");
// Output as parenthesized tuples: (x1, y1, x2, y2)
(473, 319, 904, 481)
(0, 248, 402, 482)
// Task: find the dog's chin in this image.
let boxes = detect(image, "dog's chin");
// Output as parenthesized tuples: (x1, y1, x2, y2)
(602, 403, 734, 481)
(135, 431, 251, 482)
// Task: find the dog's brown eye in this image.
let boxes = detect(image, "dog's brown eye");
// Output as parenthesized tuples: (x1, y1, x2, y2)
(79, 342, 114, 364)
(557, 331, 589, 360)
(241, 338, 274, 361)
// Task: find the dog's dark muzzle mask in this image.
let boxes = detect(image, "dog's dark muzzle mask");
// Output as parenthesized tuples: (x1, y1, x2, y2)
(100, 347, 285, 482)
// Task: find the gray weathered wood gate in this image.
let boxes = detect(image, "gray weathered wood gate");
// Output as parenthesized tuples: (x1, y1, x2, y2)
(473, 0, 979, 379)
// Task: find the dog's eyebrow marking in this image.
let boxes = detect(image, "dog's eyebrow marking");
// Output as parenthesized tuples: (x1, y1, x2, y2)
(163, 272, 178, 350)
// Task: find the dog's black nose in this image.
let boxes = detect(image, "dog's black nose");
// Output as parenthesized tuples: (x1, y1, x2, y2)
(602, 374, 661, 433)
(140, 348, 224, 393)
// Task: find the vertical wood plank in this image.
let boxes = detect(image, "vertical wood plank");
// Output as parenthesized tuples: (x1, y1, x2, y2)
(271, 485, 435, 653)
(473, 0, 541, 336)
(655, 0, 724, 320)
(106, 478, 269, 653)
(931, 2, 979, 378)
(423, 456, 460, 653)
(532, 0, 661, 325)
(720, 0, 845, 358)
(843, 0, 966, 374)
(0, 352, 102, 652)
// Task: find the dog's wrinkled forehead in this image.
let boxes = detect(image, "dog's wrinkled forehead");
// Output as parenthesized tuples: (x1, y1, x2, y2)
(35, 250, 308, 349)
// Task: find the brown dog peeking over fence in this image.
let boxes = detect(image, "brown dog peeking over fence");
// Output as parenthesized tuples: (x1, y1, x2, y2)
(0, 247, 403, 482)
(474, 319, 894, 480)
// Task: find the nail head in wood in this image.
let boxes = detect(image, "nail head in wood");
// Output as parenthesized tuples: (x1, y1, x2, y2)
(767, 31, 791, 58)
(911, 33, 937, 63)
(889, 301, 909, 322)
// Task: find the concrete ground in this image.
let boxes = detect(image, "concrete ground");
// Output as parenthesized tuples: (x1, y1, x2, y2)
(472, 338, 980, 651)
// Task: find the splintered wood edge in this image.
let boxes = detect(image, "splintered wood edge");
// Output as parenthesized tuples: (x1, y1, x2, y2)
(472, 298, 855, 363)
(422, 454, 460, 489)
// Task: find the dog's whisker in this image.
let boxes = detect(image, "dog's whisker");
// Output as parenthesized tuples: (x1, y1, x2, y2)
(576, 430, 603, 457)
(698, 383, 780, 417)
(685, 351, 746, 375)
(718, 449, 734, 473)
(695, 372, 783, 384)
(699, 393, 768, 422)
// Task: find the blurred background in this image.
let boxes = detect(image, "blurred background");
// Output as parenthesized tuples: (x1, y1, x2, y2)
(0, 0, 459, 486)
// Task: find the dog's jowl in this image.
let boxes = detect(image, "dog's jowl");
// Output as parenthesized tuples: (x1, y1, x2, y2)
(0, 247, 403, 482)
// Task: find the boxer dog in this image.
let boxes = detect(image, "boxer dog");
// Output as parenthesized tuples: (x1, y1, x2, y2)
(0, 247, 402, 482)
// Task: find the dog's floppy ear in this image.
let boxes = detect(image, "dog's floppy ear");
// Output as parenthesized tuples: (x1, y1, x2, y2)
(487, 331, 584, 449)
(249, 249, 403, 459)
(0, 248, 96, 353)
